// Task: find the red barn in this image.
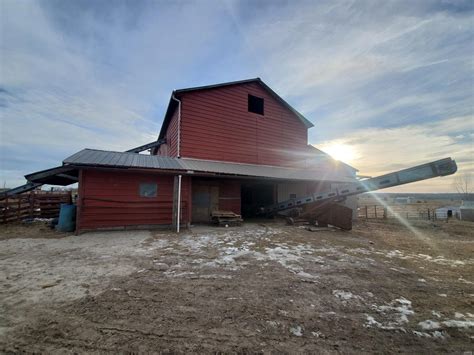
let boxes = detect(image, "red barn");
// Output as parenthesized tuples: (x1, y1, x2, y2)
(26, 78, 357, 233)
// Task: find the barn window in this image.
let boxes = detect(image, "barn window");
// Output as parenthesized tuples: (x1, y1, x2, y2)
(248, 94, 264, 115)
(139, 183, 157, 197)
(289, 193, 297, 199)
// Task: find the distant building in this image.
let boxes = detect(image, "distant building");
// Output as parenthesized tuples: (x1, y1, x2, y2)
(394, 197, 413, 204)
(435, 206, 460, 219)
(460, 200, 474, 222)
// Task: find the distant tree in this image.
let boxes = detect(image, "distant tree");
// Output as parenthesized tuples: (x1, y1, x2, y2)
(453, 172, 473, 200)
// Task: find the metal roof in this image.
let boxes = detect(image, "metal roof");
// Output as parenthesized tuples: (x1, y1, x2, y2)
(64, 149, 182, 170)
(62, 149, 355, 183)
(157, 78, 313, 141)
(25, 166, 79, 185)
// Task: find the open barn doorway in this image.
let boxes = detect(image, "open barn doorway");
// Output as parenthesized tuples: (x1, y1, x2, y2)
(241, 182, 275, 218)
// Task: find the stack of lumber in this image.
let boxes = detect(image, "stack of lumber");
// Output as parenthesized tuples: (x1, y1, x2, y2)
(211, 210, 243, 227)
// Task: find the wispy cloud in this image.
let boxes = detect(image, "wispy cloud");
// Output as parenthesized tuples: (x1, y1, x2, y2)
(318, 115, 474, 192)
(0, 0, 472, 192)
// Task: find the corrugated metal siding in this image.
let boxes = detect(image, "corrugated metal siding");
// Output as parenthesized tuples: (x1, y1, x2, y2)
(78, 170, 190, 230)
(180, 82, 309, 167)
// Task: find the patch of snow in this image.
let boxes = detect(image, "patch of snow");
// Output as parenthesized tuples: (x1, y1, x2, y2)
(365, 315, 382, 328)
(418, 320, 441, 330)
(431, 310, 443, 318)
(413, 330, 446, 339)
(413, 330, 431, 338)
(199, 274, 232, 279)
(417, 254, 432, 260)
(311, 331, 322, 337)
(386, 250, 404, 258)
(438, 293, 447, 297)
(290, 325, 303, 336)
(432, 331, 446, 339)
(296, 271, 319, 280)
(454, 312, 465, 319)
(442, 320, 474, 329)
(458, 276, 473, 284)
(418, 278, 427, 283)
(164, 271, 195, 278)
(266, 320, 279, 327)
(333, 290, 361, 301)
(369, 297, 414, 328)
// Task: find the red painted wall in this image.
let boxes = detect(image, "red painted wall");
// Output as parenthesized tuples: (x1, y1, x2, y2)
(157, 82, 309, 167)
(156, 108, 179, 157)
(77, 169, 190, 231)
(218, 180, 241, 214)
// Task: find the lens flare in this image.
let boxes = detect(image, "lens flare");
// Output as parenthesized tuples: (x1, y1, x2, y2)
(320, 143, 357, 164)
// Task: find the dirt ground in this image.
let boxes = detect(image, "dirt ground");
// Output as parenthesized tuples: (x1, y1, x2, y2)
(1, 219, 473, 353)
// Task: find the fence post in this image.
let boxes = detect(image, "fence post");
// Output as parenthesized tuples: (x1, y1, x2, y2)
(365, 206, 368, 220)
(427, 209, 430, 221)
(375, 205, 378, 219)
(383, 207, 387, 219)
(3, 197, 8, 224)
(29, 191, 34, 219)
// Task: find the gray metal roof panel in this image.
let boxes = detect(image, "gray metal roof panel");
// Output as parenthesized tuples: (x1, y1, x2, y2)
(179, 158, 351, 182)
(62, 149, 354, 182)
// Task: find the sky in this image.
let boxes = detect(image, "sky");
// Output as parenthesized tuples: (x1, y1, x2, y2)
(1, 0, 473, 192)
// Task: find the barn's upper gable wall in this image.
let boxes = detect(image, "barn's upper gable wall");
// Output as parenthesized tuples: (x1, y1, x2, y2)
(156, 80, 313, 168)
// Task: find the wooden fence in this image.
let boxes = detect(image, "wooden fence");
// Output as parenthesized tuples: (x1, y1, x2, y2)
(358, 204, 436, 221)
(0, 191, 72, 224)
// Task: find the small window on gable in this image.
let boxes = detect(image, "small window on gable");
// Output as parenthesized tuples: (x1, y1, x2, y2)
(139, 183, 157, 198)
(289, 193, 297, 199)
(248, 94, 264, 115)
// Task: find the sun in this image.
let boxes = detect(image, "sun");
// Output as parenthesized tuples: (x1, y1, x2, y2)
(320, 143, 357, 164)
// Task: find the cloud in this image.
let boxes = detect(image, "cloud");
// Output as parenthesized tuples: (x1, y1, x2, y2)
(230, 0, 473, 141)
(0, 0, 238, 186)
(317, 115, 474, 193)
(0, 0, 472, 193)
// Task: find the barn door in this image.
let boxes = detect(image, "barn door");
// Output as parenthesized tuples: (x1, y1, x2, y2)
(192, 184, 219, 223)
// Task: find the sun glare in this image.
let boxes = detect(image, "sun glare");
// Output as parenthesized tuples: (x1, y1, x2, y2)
(321, 143, 357, 164)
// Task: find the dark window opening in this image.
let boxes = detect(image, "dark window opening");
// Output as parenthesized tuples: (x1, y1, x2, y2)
(139, 183, 157, 197)
(248, 94, 264, 115)
(289, 193, 297, 199)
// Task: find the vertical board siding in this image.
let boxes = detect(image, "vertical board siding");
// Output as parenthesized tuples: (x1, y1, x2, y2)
(79, 170, 190, 230)
(157, 108, 179, 157)
(176, 82, 308, 167)
(191, 178, 242, 217)
(218, 180, 241, 214)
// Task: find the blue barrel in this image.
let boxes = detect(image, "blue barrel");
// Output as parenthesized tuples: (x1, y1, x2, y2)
(57, 204, 76, 232)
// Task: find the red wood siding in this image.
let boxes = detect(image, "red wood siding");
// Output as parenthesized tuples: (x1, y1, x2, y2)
(77, 169, 190, 231)
(218, 180, 241, 214)
(176, 82, 308, 167)
(157, 108, 179, 157)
